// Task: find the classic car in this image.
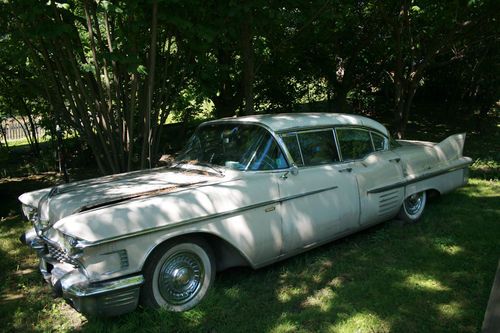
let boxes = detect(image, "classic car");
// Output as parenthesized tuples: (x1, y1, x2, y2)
(19, 113, 472, 316)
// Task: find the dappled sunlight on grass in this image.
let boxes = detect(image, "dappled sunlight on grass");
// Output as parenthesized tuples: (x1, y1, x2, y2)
(6, 281, 85, 332)
(277, 285, 307, 303)
(435, 244, 464, 256)
(1, 171, 498, 332)
(178, 308, 206, 328)
(428, 236, 464, 256)
(37, 301, 85, 332)
(460, 178, 499, 197)
(437, 301, 464, 320)
(328, 312, 391, 333)
(223, 286, 241, 299)
(270, 320, 298, 333)
(301, 287, 336, 312)
(404, 273, 450, 292)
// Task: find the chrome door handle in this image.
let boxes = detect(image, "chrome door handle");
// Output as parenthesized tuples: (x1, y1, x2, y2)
(339, 167, 352, 173)
(389, 158, 401, 163)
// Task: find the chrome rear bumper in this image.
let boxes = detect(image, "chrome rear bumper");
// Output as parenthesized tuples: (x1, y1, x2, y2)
(22, 228, 144, 316)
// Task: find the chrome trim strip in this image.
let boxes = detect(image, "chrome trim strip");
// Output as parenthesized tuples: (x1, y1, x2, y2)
(74, 185, 339, 248)
(296, 133, 305, 166)
(275, 124, 389, 138)
(279, 185, 338, 202)
(332, 128, 343, 161)
(367, 162, 472, 194)
(63, 274, 144, 298)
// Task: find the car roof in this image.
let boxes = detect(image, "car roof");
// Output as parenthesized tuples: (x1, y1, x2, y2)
(205, 112, 389, 136)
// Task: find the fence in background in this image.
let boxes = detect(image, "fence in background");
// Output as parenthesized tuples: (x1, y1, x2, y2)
(0, 118, 46, 142)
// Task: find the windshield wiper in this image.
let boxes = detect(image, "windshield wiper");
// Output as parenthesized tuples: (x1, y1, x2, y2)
(171, 160, 224, 177)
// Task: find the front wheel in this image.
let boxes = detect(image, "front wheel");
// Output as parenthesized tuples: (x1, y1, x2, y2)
(141, 239, 215, 312)
(398, 191, 427, 223)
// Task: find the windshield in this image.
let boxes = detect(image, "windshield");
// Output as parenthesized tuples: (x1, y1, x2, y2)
(176, 123, 289, 171)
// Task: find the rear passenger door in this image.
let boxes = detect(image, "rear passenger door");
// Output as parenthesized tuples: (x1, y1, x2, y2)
(278, 129, 359, 253)
(335, 128, 405, 226)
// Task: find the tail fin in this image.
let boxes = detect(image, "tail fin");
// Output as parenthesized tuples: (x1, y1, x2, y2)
(434, 133, 466, 161)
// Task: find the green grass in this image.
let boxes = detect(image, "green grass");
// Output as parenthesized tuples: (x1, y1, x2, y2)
(0, 110, 498, 332)
(0, 176, 498, 333)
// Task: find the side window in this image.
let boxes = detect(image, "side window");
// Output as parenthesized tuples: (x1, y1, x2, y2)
(248, 134, 288, 171)
(281, 129, 340, 167)
(336, 128, 374, 161)
(298, 130, 340, 166)
(371, 132, 388, 151)
(281, 133, 304, 166)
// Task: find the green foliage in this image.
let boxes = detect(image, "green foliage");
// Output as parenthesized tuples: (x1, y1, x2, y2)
(0, 0, 498, 172)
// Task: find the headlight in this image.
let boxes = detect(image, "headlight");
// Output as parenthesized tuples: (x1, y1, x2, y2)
(63, 234, 83, 257)
(22, 204, 37, 221)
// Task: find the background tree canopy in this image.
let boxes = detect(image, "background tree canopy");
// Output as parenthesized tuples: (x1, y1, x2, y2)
(1, 0, 498, 174)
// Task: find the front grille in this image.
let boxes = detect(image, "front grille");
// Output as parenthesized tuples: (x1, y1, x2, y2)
(47, 243, 80, 267)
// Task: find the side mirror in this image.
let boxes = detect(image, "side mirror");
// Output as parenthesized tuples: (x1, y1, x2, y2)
(290, 164, 299, 176)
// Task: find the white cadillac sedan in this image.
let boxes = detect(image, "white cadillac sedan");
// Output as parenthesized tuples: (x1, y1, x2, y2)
(19, 113, 471, 316)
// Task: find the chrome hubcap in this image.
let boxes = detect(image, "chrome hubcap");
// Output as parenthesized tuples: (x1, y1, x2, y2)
(158, 252, 204, 305)
(405, 192, 424, 216)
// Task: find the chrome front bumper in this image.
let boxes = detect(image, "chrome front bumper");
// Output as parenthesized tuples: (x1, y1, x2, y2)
(61, 271, 144, 316)
(21, 228, 144, 316)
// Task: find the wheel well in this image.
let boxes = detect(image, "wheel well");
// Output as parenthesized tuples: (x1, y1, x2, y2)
(143, 233, 251, 273)
(406, 188, 440, 199)
(426, 189, 441, 199)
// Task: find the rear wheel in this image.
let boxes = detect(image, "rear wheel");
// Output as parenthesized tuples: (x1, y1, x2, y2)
(398, 191, 427, 223)
(141, 239, 215, 311)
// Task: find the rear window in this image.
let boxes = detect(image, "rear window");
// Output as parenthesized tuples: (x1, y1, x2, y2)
(336, 128, 374, 161)
(371, 132, 388, 151)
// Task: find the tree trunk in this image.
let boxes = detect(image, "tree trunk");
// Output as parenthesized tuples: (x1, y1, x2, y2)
(392, 1, 408, 139)
(0, 124, 9, 150)
(141, 1, 158, 169)
(241, 8, 254, 116)
(213, 49, 239, 118)
(19, 97, 41, 156)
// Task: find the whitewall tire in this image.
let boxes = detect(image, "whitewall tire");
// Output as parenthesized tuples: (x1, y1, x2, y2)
(398, 191, 427, 223)
(141, 239, 215, 312)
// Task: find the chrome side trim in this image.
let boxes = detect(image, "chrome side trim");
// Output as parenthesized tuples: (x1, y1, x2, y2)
(367, 162, 472, 194)
(74, 185, 339, 249)
(279, 185, 339, 202)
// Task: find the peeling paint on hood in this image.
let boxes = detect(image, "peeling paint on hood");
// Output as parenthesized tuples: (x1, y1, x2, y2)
(22, 167, 224, 224)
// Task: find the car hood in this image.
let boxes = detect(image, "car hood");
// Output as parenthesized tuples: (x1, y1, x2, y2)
(20, 167, 225, 224)
(47, 170, 278, 244)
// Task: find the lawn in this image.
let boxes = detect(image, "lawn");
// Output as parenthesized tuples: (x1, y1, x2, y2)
(1, 176, 498, 333)
(0, 118, 499, 333)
